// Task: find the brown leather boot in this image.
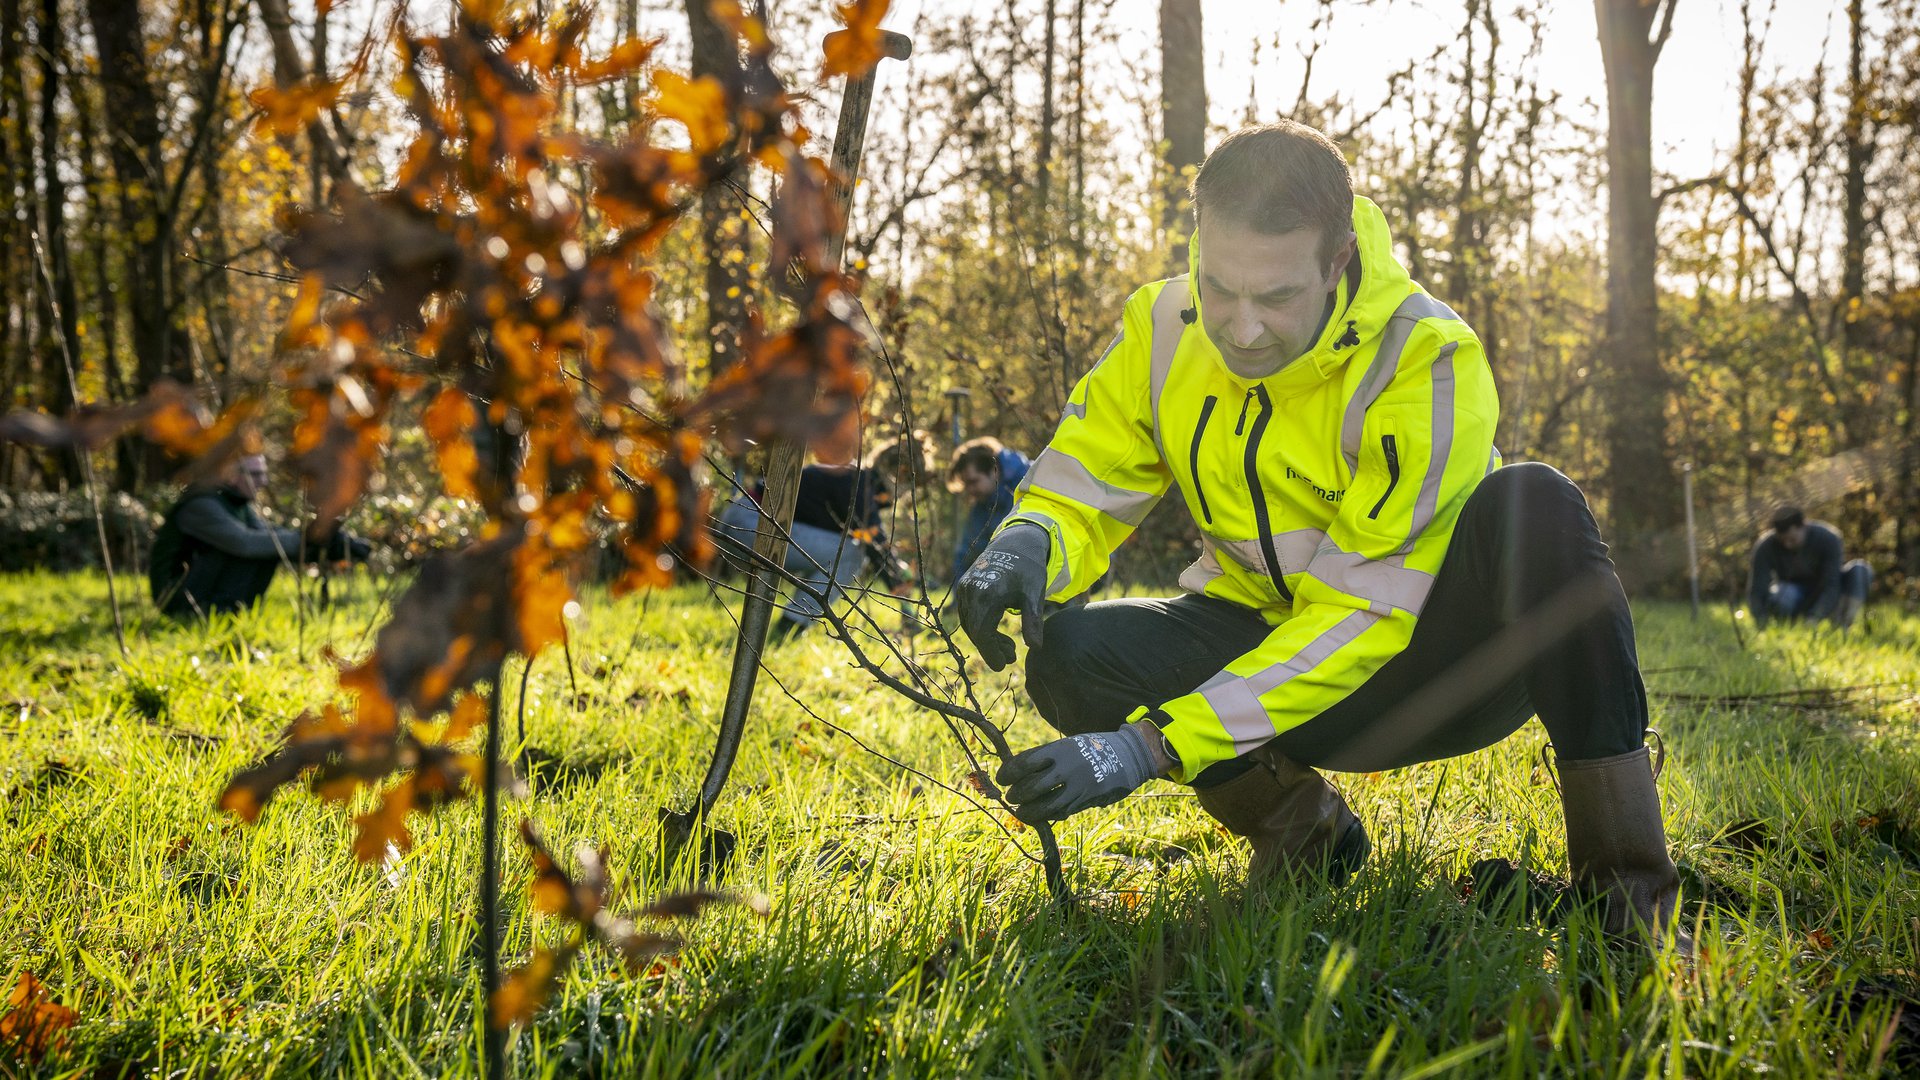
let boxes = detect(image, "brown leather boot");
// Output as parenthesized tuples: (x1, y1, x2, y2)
(1557, 746, 1692, 952)
(1194, 747, 1369, 887)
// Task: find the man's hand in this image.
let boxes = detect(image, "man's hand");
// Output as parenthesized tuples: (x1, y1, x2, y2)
(997, 720, 1174, 824)
(955, 524, 1051, 670)
(320, 531, 374, 563)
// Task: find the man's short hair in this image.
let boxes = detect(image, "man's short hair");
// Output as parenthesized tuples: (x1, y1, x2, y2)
(866, 429, 938, 486)
(1190, 120, 1354, 268)
(1769, 505, 1805, 533)
(946, 436, 1005, 493)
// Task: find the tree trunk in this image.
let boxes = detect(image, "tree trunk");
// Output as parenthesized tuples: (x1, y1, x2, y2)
(194, 0, 234, 398)
(73, 63, 134, 490)
(1159, 0, 1205, 272)
(686, 0, 748, 379)
(1839, 0, 1870, 359)
(0, 0, 21, 485)
(1449, 0, 1497, 375)
(1069, 0, 1085, 248)
(1595, 0, 1680, 548)
(86, 0, 193, 434)
(33, 0, 83, 488)
(1898, 326, 1920, 577)
(1038, 0, 1056, 215)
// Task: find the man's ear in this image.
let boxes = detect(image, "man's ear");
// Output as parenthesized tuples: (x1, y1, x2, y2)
(1324, 230, 1357, 287)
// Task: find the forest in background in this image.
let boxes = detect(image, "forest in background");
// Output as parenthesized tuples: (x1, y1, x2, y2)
(2, 0, 1917, 603)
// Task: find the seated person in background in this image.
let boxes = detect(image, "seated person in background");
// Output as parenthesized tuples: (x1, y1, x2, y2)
(714, 431, 936, 643)
(947, 436, 1031, 585)
(1746, 505, 1872, 629)
(149, 452, 370, 620)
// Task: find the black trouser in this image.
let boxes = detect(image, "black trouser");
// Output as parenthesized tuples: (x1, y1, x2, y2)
(1024, 463, 1649, 785)
(160, 552, 279, 620)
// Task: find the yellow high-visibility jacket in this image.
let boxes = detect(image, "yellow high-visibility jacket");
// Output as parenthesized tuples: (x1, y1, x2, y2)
(1001, 196, 1500, 781)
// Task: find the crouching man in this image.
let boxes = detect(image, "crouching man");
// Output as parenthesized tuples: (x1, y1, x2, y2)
(957, 122, 1687, 946)
(149, 452, 370, 620)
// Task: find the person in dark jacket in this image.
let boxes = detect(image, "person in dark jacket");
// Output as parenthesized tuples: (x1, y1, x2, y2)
(1745, 505, 1872, 629)
(946, 437, 1031, 586)
(148, 453, 370, 620)
(713, 432, 936, 642)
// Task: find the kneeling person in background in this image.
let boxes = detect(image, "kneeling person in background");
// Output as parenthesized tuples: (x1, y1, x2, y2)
(149, 452, 370, 620)
(1745, 505, 1872, 630)
(714, 432, 935, 643)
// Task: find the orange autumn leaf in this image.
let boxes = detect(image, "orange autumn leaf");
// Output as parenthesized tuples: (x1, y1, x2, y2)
(0, 971, 77, 1062)
(422, 386, 481, 500)
(351, 781, 418, 862)
(575, 36, 660, 84)
(249, 79, 345, 138)
(443, 691, 489, 742)
(492, 946, 575, 1027)
(822, 0, 892, 78)
(651, 70, 731, 156)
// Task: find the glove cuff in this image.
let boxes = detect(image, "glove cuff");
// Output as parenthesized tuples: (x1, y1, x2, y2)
(1121, 718, 1177, 779)
(1109, 721, 1167, 784)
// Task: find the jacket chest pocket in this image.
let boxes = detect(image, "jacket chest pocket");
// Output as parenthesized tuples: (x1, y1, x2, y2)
(1365, 418, 1403, 521)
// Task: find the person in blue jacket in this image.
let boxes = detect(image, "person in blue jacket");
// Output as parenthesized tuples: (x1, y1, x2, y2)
(947, 437, 1030, 585)
(1745, 505, 1872, 629)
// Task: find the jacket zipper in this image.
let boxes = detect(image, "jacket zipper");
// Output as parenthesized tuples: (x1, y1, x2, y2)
(1190, 395, 1217, 525)
(1367, 433, 1402, 520)
(1233, 388, 1254, 435)
(1241, 385, 1293, 604)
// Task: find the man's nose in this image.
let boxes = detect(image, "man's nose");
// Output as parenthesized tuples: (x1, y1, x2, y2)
(1230, 305, 1266, 349)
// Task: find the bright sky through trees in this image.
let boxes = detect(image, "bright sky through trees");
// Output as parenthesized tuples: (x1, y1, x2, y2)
(892, 0, 1838, 181)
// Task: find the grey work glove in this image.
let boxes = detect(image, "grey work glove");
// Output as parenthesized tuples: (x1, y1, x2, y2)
(997, 720, 1173, 824)
(955, 524, 1052, 671)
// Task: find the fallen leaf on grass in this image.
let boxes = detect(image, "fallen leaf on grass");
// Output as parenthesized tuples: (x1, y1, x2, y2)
(0, 971, 77, 1061)
(1807, 928, 1837, 951)
(638, 954, 683, 980)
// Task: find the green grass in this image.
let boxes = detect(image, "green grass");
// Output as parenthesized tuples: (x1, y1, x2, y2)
(2, 569, 1917, 1077)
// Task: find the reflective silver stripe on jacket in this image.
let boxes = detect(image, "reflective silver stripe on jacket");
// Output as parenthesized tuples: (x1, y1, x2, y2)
(1210, 529, 1325, 581)
(1340, 291, 1461, 477)
(1016, 448, 1158, 527)
(1304, 547, 1437, 616)
(1148, 278, 1189, 460)
(1402, 342, 1457, 549)
(1194, 609, 1379, 750)
(1178, 542, 1225, 594)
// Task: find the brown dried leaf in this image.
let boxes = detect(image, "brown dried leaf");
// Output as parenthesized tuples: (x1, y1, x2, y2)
(0, 971, 77, 1061)
(492, 944, 577, 1028)
(0, 379, 204, 451)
